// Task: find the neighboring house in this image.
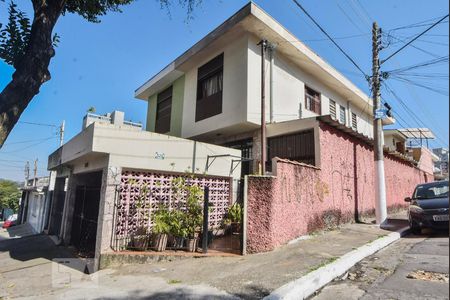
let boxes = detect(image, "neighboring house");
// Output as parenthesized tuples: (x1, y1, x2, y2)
(135, 3, 374, 173)
(47, 110, 241, 269)
(384, 129, 408, 154)
(433, 148, 449, 180)
(18, 176, 51, 234)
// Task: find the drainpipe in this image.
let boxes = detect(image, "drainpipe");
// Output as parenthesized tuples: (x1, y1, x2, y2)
(269, 45, 275, 123)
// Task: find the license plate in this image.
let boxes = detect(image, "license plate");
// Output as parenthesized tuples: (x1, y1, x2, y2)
(433, 215, 449, 222)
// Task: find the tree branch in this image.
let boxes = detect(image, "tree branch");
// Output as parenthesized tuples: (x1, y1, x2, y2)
(0, 0, 66, 147)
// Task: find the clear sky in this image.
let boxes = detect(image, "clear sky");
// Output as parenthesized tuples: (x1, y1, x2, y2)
(0, 0, 448, 181)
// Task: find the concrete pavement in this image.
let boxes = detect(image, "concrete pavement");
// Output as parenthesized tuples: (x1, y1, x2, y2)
(0, 214, 416, 299)
(313, 230, 449, 300)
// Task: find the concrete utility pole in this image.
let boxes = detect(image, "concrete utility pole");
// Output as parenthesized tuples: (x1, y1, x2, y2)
(33, 159, 38, 186)
(372, 22, 388, 225)
(259, 39, 268, 175)
(24, 161, 30, 186)
(59, 120, 65, 147)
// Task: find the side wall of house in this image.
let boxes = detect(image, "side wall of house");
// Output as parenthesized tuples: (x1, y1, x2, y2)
(181, 35, 249, 138)
(246, 122, 432, 253)
(147, 75, 185, 137)
(247, 34, 373, 138)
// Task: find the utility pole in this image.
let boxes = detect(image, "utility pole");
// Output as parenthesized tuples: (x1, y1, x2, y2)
(33, 159, 38, 186)
(59, 120, 65, 147)
(372, 22, 388, 225)
(24, 161, 30, 186)
(258, 39, 268, 175)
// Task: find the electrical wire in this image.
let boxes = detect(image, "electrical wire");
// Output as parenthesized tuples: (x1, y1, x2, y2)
(18, 121, 58, 128)
(384, 56, 449, 74)
(381, 14, 449, 64)
(0, 137, 56, 154)
(382, 83, 449, 148)
(290, 0, 369, 80)
(387, 16, 449, 31)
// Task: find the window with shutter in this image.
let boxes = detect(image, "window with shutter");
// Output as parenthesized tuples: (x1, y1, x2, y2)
(329, 100, 337, 120)
(339, 106, 346, 125)
(155, 86, 172, 134)
(352, 113, 358, 130)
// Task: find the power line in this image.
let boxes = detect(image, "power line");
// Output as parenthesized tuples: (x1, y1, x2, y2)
(388, 15, 449, 31)
(383, 33, 442, 59)
(381, 14, 449, 64)
(390, 77, 449, 96)
(0, 137, 55, 154)
(18, 121, 58, 128)
(2, 136, 58, 147)
(382, 83, 449, 147)
(384, 56, 449, 74)
(336, 2, 367, 34)
(290, 0, 369, 79)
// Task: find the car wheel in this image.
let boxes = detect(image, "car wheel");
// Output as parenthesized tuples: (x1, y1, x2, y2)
(411, 226, 421, 235)
(409, 220, 421, 235)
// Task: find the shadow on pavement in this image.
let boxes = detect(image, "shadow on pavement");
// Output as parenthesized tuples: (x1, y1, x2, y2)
(403, 228, 449, 239)
(89, 284, 270, 300)
(0, 234, 91, 273)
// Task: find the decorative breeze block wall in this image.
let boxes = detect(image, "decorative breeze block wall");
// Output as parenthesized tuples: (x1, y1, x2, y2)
(115, 170, 232, 240)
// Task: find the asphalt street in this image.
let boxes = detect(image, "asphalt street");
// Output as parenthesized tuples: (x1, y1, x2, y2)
(313, 229, 449, 300)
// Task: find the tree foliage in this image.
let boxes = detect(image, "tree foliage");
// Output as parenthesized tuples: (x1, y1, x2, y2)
(0, 179, 21, 212)
(0, 2, 31, 67)
(0, 0, 202, 147)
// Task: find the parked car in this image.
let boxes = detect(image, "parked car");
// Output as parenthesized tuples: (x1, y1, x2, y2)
(405, 181, 449, 234)
(2, 214, 18, 229)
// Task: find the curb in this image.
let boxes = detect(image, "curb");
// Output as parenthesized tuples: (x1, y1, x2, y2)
(264, 226, 410, 300)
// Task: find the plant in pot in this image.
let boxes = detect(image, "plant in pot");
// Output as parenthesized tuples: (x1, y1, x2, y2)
(152, 205, 171, 252)
(128, 183, 150, 251)
(184, 184, 204, 252)
(130, 226, 149, 251)
(169, 209, 188, 250)
(226, 203, 242, 234)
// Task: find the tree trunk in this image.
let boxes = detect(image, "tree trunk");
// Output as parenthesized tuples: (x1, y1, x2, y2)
(0, 0, 66, 148)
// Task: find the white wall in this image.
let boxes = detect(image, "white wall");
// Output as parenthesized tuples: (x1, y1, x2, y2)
(246, 34, 373, 138)
(181, 35, 249, 139)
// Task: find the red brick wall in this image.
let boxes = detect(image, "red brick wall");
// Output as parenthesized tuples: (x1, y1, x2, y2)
(246, 122, 433, 254)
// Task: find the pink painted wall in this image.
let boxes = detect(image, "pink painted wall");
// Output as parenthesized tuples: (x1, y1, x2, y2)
(246, 122, 433, 254)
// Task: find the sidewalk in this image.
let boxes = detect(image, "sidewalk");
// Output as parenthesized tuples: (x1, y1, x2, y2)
(0, 214, 409, 299)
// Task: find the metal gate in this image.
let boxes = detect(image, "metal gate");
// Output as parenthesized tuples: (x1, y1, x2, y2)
(71, 186, 101, 257)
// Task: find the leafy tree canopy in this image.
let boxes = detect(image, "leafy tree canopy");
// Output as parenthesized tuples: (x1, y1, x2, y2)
(0, 179, 21, 212)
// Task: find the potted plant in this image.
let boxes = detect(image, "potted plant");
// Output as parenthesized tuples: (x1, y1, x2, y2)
(169, 209, 188, 250)
(152, 205, 171, 252)
(184, 184, 204, 252)
(130, 226, 149, 251)
(226, 203, 242, 234)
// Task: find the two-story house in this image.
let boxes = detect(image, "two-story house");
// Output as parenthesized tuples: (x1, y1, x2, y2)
(135, 2, 374, 173)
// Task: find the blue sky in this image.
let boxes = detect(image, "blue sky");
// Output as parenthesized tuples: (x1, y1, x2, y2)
(0, 0, 448, 181)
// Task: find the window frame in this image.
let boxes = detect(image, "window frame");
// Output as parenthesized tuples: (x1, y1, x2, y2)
(195, 53, 224, 122)
(304, 86, 322, 115)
